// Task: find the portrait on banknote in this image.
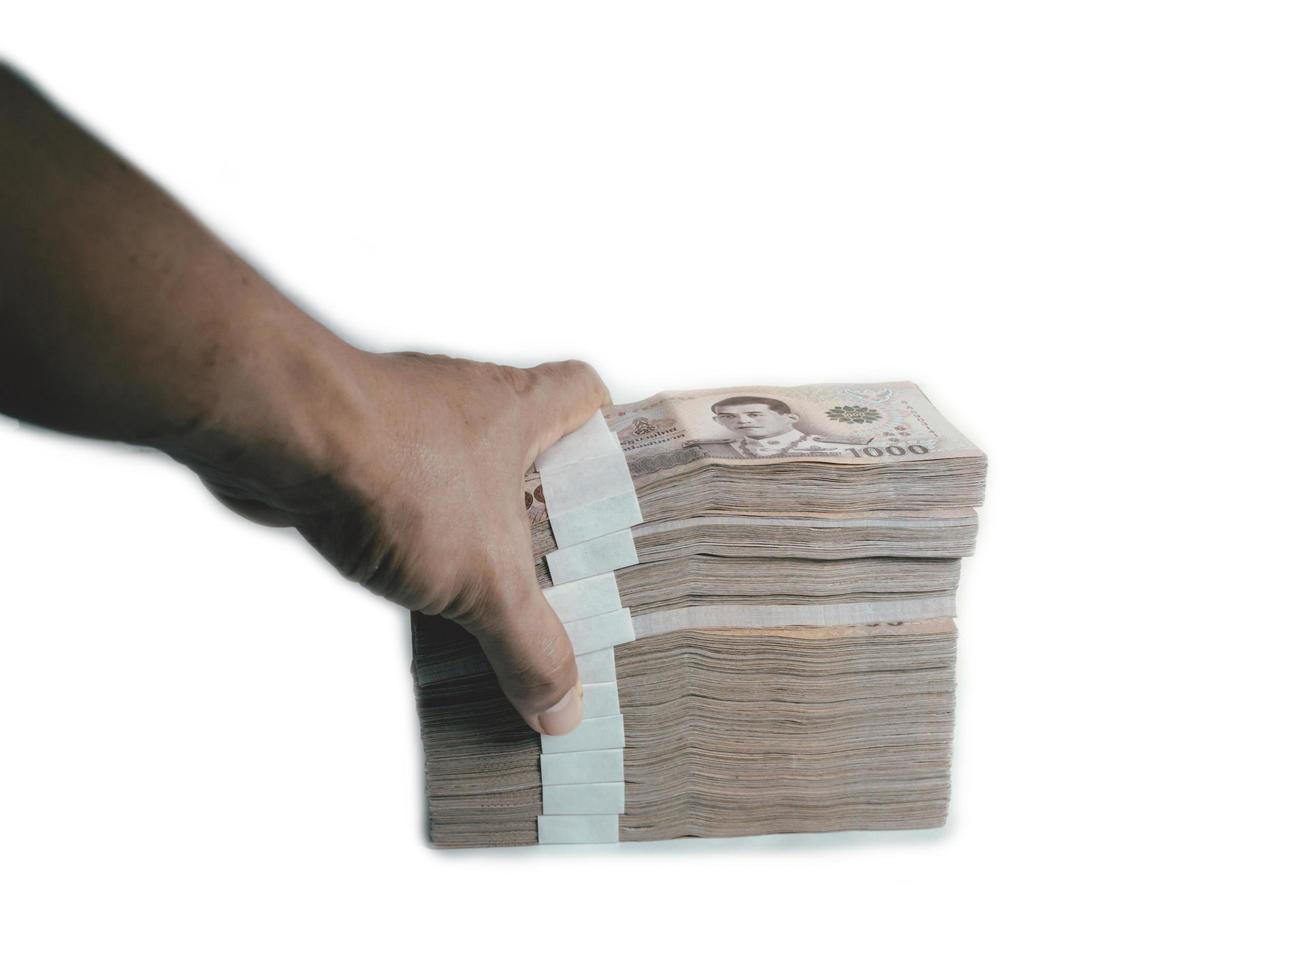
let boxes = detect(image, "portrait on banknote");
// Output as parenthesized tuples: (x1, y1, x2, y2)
(705, 394, 870, 459)
(597, 383, 963, 473)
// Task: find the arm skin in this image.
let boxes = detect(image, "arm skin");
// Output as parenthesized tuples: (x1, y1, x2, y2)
(0, 64, 603, 735)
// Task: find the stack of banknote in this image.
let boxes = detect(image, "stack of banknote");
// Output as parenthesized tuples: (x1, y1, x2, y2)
(412, 381, 985, 847)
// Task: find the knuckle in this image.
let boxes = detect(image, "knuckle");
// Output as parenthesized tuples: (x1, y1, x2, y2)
(561, 357, 598, 378)
(493, 363, 537, 398)
(567, 358, 604, 387)
(551, 359, 603, 394)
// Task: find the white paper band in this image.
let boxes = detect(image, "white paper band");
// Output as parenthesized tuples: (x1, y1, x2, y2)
(540, 715, 625, 754)
(537, 814, 619, 845)
(562, 608, 635, 656)
(542, 782, 625, 815)
(542, 572, 622, 623)
(538, 417, 643, 549)
(542, 453, 638, 512)
(540, 749, 625, 786)
(575, 647, 616, 684)
(549, 492, 643, 549)
(535, 412, 619, 471)
(545, 529, 640, 585)
(534, 411, 643, 844)
(580, 681, 621, 719)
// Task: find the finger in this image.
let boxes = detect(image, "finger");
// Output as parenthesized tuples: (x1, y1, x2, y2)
(518, 359, 612, 460)
(456, 541, 584, 736)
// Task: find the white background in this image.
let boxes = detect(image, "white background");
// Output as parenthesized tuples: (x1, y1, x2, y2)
(3, 3, 1303, 976)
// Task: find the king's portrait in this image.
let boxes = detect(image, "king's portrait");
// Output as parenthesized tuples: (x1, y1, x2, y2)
(706, 396, 868, 459)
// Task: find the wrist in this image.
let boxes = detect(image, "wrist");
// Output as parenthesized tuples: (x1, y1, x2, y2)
(154, 307, 375, 502)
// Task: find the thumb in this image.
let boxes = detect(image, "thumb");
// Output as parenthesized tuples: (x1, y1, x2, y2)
(455, 533, 584, 736)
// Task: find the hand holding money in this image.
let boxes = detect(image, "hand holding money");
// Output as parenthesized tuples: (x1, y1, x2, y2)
(229, 351, 610, 738)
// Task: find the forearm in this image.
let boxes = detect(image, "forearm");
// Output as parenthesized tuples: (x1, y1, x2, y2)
(0, 64, 601, 734)
(0, 63, 361, 482)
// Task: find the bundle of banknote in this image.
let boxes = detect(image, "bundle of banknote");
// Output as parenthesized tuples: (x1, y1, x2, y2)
(411, 381, 985, 847)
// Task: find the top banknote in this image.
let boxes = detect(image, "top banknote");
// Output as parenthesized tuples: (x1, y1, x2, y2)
(525, 381, 986, 536)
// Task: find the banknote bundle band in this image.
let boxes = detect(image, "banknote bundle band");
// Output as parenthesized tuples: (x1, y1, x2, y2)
(537, 412, 645, 549)
(537, 412, 644, 842)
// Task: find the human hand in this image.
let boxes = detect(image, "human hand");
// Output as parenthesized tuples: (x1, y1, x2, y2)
(187, 347, 609, 736)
